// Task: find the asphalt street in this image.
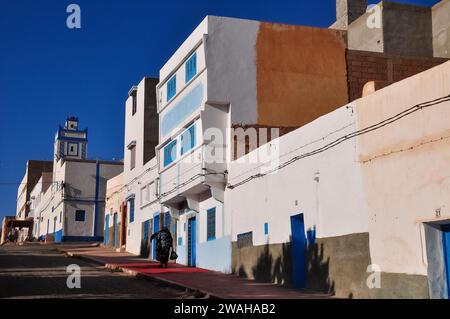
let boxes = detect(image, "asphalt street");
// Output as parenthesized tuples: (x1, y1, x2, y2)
(0, 243, 190, 299)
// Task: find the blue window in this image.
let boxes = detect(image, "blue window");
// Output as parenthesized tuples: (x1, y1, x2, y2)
(207, 207, 216, 241)
(264, 222, 269, 235)
(143, 220, 150, 240)
(129, 198, 135, 223)
(167, 75, 176, 102)
(178, 237, 183, 246)
(165, 212, 171, 228)
(163, 139, 177, 167)
(181, 124, 196, 155)
(185, 52, 197, 83)
(75, 210, 85, 222)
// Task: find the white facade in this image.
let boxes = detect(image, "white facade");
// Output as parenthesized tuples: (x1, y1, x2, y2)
(227, 105, 369, 245)
(29, 172, 52, 238)
(116, 15, 450, 298)
(23, 118, 124, 243)
(123, 77, 161, 255)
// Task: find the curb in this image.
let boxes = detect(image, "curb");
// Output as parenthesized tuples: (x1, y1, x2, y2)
(62, 250, 221, 299)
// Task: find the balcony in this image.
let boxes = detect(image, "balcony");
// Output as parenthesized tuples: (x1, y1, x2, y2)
(158, 104, 230, 205)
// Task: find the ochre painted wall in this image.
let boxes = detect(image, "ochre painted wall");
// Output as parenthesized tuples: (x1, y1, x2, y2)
(256, 23, 348, 127)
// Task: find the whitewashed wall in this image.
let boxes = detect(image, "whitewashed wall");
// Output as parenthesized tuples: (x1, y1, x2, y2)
(227, 103, 370, 246)
(125, 156, 160, 255)
(356, 61, 450, 276)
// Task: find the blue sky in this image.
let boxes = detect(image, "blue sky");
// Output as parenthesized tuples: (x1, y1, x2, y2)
(0, 0, 440, 220)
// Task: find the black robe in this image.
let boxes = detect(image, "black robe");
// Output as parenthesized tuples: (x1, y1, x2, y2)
(150, 228, 173, 263)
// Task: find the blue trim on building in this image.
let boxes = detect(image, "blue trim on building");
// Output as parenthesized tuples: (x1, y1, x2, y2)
(57, 125, 88, 139)
(129, 198, 135, 223)
(443, 228, 450, 298)
(181, 123, 196, 156)
(161, 82, 204, 138)
(185, 52, 197, 83)
(54, 229, 63, 243)
(93, 161, 100, 236)
(167, 74, 177, 102)
(163, 139, 177, 167)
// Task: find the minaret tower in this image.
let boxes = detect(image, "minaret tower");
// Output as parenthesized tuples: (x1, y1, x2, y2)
(54, 116, 88, 161)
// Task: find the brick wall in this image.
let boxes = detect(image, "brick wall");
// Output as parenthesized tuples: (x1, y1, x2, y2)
(232, 124, 298, 160)
(346, 50, 448, 101)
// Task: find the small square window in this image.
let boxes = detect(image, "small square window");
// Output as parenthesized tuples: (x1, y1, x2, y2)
(75, 210, 85, 222)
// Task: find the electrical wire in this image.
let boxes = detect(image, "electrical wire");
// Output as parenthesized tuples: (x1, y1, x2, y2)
(227, 94, 450, 190)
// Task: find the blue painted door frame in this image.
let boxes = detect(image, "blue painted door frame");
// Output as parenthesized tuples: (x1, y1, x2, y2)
(290, 214, 307, 289)
(113, 213, 118, 247)
(104, 215, 109, 245)
(152, 214, 160, 260)
(188, 217, 197, 267)
(443, 227, 450, 298)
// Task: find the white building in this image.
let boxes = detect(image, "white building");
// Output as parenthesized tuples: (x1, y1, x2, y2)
(153, 15, 361, 273)
(27, 117, 123, 242)
(114, 12, 450, 299)
(15, 160, 53, 241)
(122, 77, 162, 256)
(28, 172, 53, 239)
(227, 60, 450, 298)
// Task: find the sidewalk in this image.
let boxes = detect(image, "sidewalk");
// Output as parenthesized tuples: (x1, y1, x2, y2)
(56, 243, 333, 299)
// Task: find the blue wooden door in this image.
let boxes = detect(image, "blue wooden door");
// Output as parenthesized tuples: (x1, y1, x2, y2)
(444, 230, 450, 298)
(152, 214, 160, 260)
(188, 217, 196, 267)
(113, 213, 118, 247)
(104, 215, 109, 245)
(290, 214, 306, 289)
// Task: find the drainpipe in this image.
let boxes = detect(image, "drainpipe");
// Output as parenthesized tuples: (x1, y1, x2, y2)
(93, 161, 100, 238)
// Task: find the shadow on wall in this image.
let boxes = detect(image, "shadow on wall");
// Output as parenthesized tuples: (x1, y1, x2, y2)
(306, 242, 335, 295)
(234, 236, 335, 295)
(245, 242, 293, 285)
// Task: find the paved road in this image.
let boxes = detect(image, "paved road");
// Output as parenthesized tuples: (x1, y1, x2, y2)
(0, 243, 190, 299)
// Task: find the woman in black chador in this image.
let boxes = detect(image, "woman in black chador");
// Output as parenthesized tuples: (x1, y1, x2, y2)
(150, 227, 173, 267)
